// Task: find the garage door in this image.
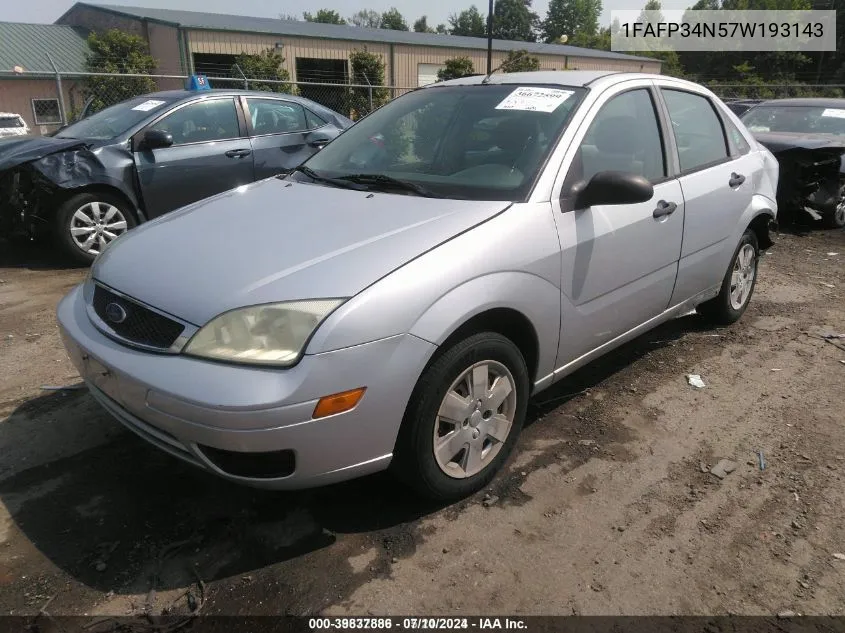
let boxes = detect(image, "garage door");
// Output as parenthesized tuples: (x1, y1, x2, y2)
(418, 63, 444, 87)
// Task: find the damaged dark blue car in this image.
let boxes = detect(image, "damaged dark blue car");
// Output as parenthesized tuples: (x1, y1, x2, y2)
(0, 89, 351, 263)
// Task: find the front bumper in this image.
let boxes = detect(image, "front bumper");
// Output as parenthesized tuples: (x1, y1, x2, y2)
(57, 283, 436, 489)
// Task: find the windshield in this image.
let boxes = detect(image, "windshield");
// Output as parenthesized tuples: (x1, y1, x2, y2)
(741, 104, 845, 136)
(55, 96, 175, 140)
(0, 117, 24, 128)
(296, 84, 586, 201)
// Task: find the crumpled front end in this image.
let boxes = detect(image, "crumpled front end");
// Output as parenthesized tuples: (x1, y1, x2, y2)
(0, 141, 136, 241)
(773, 147, 843, 219)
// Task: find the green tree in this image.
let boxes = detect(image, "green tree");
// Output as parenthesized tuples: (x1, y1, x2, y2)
(568, 26, 611, 50)
(347, 48, 390, 117)
(500, 49, 541, 71)
(350, 9, 381, 27)
(436, 23, 449, 33)
(414, 15, 436, 32)
(542, 0, 602, 43)
(303, 9, 346, 24)
(437, 56, 476, 80)
(84, 29, 157, 113)
(448, 5, 487, 36)
(380, 7, 409, 30)
(493, 0, 539, 41)
(231, 49, 294, 93)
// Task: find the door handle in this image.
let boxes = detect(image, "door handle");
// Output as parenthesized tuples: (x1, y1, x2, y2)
(652, 200, 678, 219)
(729, 172, 745, 187)
(225, 149, 252, 158)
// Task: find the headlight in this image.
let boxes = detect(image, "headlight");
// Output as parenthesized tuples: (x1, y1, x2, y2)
(184, 299, 344, 366)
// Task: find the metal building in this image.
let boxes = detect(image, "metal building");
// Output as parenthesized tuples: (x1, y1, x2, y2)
(56, 3, 661, 87)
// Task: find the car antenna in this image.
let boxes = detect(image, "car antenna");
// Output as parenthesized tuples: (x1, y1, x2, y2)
(481, 51, 528, 85)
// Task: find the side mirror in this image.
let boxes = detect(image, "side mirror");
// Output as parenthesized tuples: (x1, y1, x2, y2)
(571, 171, 654, 209)
(141, 129, 174, 150)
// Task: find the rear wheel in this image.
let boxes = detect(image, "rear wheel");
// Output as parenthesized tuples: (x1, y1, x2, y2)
(392, 332, 529, 501)
(697, 229, 759, 325)
(55, 192, 136, 265)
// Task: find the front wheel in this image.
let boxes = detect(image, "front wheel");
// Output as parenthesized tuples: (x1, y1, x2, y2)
(392, 332, 529, 501)
(823, 188, 845, 229)
(697, 229, 759, 325)
(55, 192, 137, 265)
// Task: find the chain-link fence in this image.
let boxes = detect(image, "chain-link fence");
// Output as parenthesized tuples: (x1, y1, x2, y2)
(0, 70, 416, 135)
(5, 68, 845, 136)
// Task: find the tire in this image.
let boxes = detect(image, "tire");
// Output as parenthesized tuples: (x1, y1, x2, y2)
(392, 332, 529, 501)
(55, 192, 137, 265)
(697, 229, 759, 325)
(822, 195, 845, 229)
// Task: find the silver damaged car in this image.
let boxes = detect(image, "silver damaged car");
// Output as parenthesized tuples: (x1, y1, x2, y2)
(58, 71, 779, 500)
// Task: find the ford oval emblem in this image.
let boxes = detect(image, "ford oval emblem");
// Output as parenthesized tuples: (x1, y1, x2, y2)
(104, 302, 127, 324)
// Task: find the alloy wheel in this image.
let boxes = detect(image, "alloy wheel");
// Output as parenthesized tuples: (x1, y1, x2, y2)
(70, 201, 129, 256)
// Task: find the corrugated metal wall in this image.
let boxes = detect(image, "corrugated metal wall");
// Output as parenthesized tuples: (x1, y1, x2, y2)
(187, 29, 660, 87)
(188, 30, 392, 83)
(0, 78, 78, 134)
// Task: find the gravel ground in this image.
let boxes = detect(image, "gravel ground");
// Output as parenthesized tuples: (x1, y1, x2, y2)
(0, 229, 843, 619)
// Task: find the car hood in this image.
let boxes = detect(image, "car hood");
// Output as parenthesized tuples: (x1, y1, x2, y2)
(751, 131, 845, 154)
(93, 178, 512, 326)
(0, 134, 89, 171)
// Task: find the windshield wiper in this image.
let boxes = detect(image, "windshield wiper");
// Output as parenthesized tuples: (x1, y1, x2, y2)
(335, 173, 442, 198)
(289, 165, 368, 191)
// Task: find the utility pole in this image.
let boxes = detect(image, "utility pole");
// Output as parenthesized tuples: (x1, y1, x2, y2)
(486, 0, 494, 75)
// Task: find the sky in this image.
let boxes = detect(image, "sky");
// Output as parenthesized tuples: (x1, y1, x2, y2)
(2, 0, 692, 32)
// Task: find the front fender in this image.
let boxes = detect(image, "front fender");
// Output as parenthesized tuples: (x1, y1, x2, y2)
(407, 272, 560, 379)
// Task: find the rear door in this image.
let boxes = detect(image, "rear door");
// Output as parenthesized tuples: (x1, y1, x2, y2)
(134, 96, 254, 218)
(657, 86, 756, 304)
(243, 97, 332, 180)
(551, 81, 685, 364)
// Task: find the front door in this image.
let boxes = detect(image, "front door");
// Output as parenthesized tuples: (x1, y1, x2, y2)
(134, 97, 254, 218)
(552, 83, 685, 365)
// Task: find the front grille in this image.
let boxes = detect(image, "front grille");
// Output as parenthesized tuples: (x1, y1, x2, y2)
(92, 284, 184, 349)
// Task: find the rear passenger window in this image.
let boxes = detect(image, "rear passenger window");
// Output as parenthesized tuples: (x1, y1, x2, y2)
(724, 117, 751, 155)
(567, 88, 666, 187)
(661, 89, 729, 172)
(247, 99, 307, 135)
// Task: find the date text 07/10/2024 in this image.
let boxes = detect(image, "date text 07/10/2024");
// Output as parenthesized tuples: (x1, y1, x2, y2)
(308, 618, 528, 630)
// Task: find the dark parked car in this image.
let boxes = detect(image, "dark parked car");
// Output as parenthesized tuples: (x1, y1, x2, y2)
(741, 98, 845, 228)
(0, 90, 352, 263)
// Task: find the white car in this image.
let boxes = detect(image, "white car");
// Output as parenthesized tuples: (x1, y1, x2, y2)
(0, 113, 29, 138)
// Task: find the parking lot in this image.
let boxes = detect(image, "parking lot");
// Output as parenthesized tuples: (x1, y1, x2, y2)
(0, 227, 842, 618)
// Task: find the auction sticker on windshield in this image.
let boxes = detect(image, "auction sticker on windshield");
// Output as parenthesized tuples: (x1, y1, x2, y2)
(132, 100, 167, 112)
(495, 87, 574, 113)
(822, 108, 845, 119)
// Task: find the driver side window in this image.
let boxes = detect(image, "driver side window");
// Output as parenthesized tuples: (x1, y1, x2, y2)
(149, 98, 240, 146)
(567, 88, 666, 192)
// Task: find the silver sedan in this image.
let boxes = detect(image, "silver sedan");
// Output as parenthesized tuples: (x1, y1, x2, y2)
(58, 71, 779, 500)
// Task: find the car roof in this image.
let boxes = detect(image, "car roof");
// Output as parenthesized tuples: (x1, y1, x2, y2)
(755, 97, 845, 108)
(430, 70, 709, 93)
(140, 89, 328, 108)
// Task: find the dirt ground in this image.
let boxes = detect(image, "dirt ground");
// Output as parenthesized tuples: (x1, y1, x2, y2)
(0, 228, 844, 619)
